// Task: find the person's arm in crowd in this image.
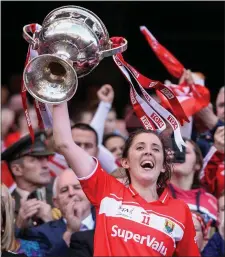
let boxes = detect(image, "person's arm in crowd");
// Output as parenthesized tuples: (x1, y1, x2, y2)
(15, 198, 53, 229)
(62, 199, 82, 247)
(16, 200, 82, 257)
(213, 126, 225, 153)
(90, 84, 119, 173)
(52, 102, 96, 178)
(90, 84, 114, 145)
(196, 103, 224, 131)
(16, 222, 70, 257)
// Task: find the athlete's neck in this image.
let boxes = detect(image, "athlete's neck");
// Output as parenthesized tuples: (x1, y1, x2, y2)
(131, 181, 158, 202)
(170, 172, 194, 191)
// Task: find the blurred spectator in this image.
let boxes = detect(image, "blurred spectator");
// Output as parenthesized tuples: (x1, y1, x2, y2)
(17, 169, 95, 257)
(71, 123, 99, 157)
(104, 108, 117, 134)
(4, 108, 39, 148)
(1, 131, 55, 227)
(218, 190, 224, 241)
(1, 184, 42, 257)
(71, 106, 95, 125)
(195, 86, 225, 157)
(202, 190, 225, 256)
(115, 119, 129, 138)
(8, 94, 24, 113)
(215, 86, 225, 122)
(2, 108, 15, 146)
(103, 133, 126, 161)
(169, 139, 218, 237)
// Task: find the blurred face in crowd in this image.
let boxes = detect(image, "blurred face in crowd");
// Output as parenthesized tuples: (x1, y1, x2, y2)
(173, 141, 200, 176)
(10, 156, 51, 187)
(8, 94, 23, 112)
(104, 136, 125, 160)
(71, 128, 98, 157)
(53, 170, 91, 218)
(218, 193, 224, 239)
(104, 110, 117, 134)
(2, 108, 15, 138)
(216, 87, 225, 122)
(79, 111, 93, 124)
(121, 132, 165, 187)
(192, 214, 204, 251)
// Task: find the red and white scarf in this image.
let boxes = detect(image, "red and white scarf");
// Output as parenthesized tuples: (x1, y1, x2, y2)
(21, 24, 53, 142)
(140, 26, 210, 118)
(111, 37, 188, 151)
(22, 26, 187, 151)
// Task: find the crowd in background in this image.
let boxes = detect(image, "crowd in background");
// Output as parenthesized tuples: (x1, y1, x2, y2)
(1, 75, 224, 256)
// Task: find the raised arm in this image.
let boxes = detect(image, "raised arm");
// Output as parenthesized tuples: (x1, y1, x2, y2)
(90, 84, 114, 144)
(90, 84, 118, 173)
(52, 103, 96, 178)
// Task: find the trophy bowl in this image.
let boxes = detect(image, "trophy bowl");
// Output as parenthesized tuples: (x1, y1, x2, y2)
(22, 5, 128, 104)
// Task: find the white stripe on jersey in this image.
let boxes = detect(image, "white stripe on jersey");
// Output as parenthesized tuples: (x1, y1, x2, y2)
(99, 196, 184, 242)
(187, 203, 217, 221)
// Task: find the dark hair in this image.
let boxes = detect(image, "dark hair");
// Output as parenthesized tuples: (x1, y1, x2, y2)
(184, 139, 203, 189)
(122, 128, 172, 196)
(71, 123, 98, 146)
(103, 133, 126, 147)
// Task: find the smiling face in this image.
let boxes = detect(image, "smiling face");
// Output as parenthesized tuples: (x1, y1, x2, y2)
(121, 132, 165, 187)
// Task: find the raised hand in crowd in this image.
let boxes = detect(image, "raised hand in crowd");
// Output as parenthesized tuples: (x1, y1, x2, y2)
(35, 200, 53, 222)
(16, 198, 53, 228)
(97, 84, 114, 104)
(16, 198, 41, 228)
(63, 199, 82, 246)
(213, 126, 225, 153)
(195, 103, 219, 130)
(179, 69, 194, 85)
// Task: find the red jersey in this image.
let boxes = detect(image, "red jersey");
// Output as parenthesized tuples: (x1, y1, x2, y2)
(168, 183, 218, 224)
(79, 158, 200, 256)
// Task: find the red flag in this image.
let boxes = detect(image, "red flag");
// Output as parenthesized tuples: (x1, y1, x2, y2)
(140, 26, 184, 78)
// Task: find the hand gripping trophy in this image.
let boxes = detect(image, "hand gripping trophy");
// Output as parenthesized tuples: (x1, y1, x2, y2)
(22, 5, 128, 104)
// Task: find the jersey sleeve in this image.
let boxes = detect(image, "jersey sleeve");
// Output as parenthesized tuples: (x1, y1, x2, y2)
(77, 157, 120, 207)
(175, 204, 201, 256)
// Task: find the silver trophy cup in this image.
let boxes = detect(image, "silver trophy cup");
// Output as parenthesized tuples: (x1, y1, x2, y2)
(23, 5, 128, 104)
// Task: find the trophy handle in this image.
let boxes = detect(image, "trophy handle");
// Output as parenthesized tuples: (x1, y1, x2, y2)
(100, 38, 128, 58)
(23, 24, 41, 49)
